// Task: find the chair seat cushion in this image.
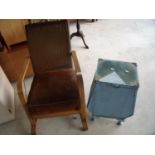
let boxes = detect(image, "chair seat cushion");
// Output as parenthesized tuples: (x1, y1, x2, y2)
(27, 69, 80, 116)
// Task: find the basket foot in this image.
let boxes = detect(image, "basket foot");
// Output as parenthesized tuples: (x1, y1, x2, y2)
(117, 119, 125, 126)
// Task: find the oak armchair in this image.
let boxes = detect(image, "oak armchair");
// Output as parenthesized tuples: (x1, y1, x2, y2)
(17, 20, 88, 134)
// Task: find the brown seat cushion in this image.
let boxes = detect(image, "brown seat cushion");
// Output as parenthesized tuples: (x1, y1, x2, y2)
(27, 69, 80, 116)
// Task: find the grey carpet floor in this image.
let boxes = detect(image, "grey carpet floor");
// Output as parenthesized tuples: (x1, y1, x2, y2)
(0, 19, 155, 134)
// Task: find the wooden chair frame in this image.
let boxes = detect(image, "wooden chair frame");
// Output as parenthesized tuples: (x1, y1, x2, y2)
(17, 51, 88, 134)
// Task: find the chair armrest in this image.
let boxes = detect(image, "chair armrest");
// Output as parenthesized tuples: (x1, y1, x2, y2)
(76, 73, 87, 110)
(17, 57, 30, 106)
(71, 51, 86, 109)
(71, 50, 81, 73)
(17, 57, 32, 120)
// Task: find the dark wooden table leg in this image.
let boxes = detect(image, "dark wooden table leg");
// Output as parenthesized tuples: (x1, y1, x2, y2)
(92, 19, 98, 22)
(71, 20, 89, 49)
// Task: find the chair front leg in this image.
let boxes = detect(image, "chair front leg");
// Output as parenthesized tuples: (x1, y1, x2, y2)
(30, 118, 37, 135)
(76, 74, 88, 131)
(80, 111, 88, 131)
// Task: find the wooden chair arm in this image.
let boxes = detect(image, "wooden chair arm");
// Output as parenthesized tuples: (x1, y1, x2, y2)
(17, 57, 33, 121)
(71, 51, 86, 109)
(76, 74, 86, 110)
(71, 50, 81, 73)
(17, 57, 30, 106)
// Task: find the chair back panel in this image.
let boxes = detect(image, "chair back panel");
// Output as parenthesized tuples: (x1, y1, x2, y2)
(26, 20, 72, 74)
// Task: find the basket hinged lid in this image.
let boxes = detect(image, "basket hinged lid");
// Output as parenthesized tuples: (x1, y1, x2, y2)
(94, 59, 139, 87)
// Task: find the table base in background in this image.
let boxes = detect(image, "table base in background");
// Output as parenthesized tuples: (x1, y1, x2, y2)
(71, 19, 89, 49)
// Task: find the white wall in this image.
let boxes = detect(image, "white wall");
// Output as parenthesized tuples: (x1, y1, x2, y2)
(0, 66, 15, 124)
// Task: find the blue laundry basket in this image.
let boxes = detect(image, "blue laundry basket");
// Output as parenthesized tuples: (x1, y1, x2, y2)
(87, 59, 139, 125)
